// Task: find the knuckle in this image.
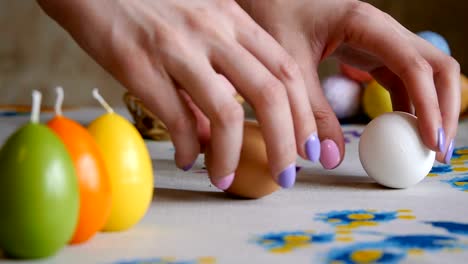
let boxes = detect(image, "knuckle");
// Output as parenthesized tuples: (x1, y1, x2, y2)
(217, 0, 239, 14)
(343, 1, 376, 25)
(245, 26, 263, 42)
(138, 18, 177, 52)
(168, 114, 194, 136)
(413, 58, 433, 74)
(400, 57, 433, 79)
(212, 100, 244, 128)
(255, 78, 287, 108)
(158, 34, 191, 63)
(184, 11, 232, 43)
(149, 22, 180, 47)
(445, 57, 461, 73)
(112, 45, 141, 73)
(382, 12, 394, 22)
(351, 1, 377, 16)
(217, 0, 246, 22)
(278, 56, 302, 82)
(341, 1, 380, 44)
(414, 58, 433, 74)
(185, 10, 210, 31)
(151, 23, 173, 47)
(313, 108, 336, 124)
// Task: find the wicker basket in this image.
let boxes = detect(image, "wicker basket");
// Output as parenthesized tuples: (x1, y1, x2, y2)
(123, 92, 245, 141)
(123, 92, 171, 141)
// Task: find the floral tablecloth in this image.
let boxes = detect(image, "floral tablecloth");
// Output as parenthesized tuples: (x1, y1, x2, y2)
(0, 107, 467, 264)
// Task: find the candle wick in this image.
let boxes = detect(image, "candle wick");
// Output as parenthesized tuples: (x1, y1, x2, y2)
(92, 88, 114, 113)
(55, 86, 64, 116)
(31, 90, 42, 123)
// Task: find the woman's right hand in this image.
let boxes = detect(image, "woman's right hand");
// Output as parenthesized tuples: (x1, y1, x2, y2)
(237, 0, 460, 165)
(37, 0, 321, 190)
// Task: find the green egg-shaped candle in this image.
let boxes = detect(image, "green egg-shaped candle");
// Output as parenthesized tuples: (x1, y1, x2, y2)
(0, 90, 79, 259)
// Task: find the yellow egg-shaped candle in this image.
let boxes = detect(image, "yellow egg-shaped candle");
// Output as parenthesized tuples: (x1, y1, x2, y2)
(363, 80, 393, 119)
(88, 89, 154, 231)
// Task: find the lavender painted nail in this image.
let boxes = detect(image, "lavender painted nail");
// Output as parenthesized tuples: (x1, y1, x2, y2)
(444, 139, 454, 164)
(305, 133, 321, 162)
(211, 173, 235, 191)
(438, 127, 446, 153)
(182, 162, 194, 171)
(276, 164, 296, 188)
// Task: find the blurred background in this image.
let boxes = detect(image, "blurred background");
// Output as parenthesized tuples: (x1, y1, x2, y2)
(0, 0, 466, 108)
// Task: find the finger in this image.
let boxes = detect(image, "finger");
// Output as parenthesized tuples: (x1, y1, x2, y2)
(310, 70, 345, 170)
(372, 12, 461, 162)
(341, 2, 442, 151)
(371, 67, 413, 113)
(410, 34, 461, 163)
(236, 22, 321, 163)
(279, 36, 345, 169)
(166, 56, 244, 191)
(179, 89, 211, 150)
(179, 74, 239, 153)
(212, 43, 297, 188)
(116, 58, 200, 171)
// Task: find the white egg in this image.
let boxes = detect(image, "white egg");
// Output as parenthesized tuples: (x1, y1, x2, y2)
(358, 111, 436, 188)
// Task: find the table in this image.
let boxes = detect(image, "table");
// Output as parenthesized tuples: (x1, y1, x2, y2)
(0, 107, 467, 264)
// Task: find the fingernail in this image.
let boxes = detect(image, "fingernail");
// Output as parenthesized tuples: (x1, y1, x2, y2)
(320, 139, 340, 170)
(438, 127, 446, 152)
(182, 162, 194, 171)
(275, 164, 296, 188)
(305, 133, 321, 162)
(210, 173, 235, 191)
(444, 139, 454, 164)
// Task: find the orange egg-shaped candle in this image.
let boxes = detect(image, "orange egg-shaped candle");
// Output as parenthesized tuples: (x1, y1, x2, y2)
(47, 87, 112, 244)
(88, 89, 154, 231)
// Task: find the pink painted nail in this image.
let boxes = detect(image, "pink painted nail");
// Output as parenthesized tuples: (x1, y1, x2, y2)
(319, 139, 340, 170)
(210, 173, 235, 191)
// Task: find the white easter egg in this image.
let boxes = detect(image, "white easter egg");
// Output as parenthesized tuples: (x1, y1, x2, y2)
(358, 111, 436, 188)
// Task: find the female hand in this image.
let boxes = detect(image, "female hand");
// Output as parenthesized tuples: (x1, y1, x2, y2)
(237, 0, 460, 166)
(37, 0, 322, 189)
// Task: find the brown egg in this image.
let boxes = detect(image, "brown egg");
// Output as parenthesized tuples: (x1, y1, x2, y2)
(226, 121, 280, 199)
(205, 121, 280, 199)
(461, 74, 468, 114)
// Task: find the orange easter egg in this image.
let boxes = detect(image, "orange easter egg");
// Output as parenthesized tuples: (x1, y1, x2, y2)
(206, 121, 280, 199)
